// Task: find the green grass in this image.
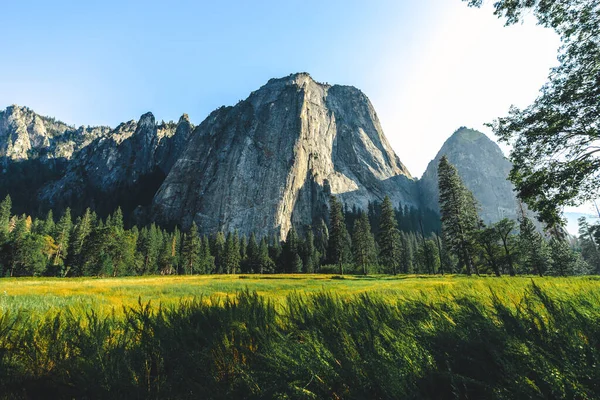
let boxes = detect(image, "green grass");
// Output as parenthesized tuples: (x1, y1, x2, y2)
(1, 275, 599, 399)
(2, 274, 598, 316)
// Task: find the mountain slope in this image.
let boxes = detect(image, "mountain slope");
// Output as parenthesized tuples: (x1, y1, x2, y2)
(38, 112, 193, 216)
(1, 77, 525, 236)
(152, 73, 418, 238)
(419, 127, 518, 223)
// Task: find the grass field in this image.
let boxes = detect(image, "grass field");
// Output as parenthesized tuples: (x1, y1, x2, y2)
(1, 275, 600, 399)
(2, 274, 599, 316)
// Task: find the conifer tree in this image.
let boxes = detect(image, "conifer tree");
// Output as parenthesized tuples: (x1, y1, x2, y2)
(53, 208, 72, 268)
(202, 235, 215, 274)
(578, 217, 600, 274)
(548, 238, 577, 276)
(181, 222, 201, 275)
(245, 232, 259, 273)
(438, 156, 480, 275)
(70, 209, 94, 265)
(327, 195, 351, 275)
(42, 210, 55, 236)
(269, 235, 283, 272)
(300, 229, 319, 273)
(0, 195, 11, 242)
(352, 212, 376, 275)
(239, 235, 247, 265)
(282, 227, 302, 273)
(518, 212, 550, 277)
(315, 219, 329, 265)
(158, 233, 175, 275)
(223, 231, 241, 274)
(399, 232, 414, 274)
(258, 237, 275, 274)
(139, 224, 161, 274)
(378, 196, 401, 275)
(213, 232, 226, 273)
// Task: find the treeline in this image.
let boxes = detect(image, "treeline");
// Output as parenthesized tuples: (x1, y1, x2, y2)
(0, 156, 597, 277)
(436, 156, 597, 277)
(0, 193, 439, 277)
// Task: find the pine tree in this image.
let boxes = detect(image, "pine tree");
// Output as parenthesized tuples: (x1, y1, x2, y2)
(300, 229, 319, 273)
(258, 237, 275, 274)
(108, 207, 124, 232)
(172, 227, 181, 273)
(139, 224, 161, 274)
(315, 219, 329, 266)
(548, 238, 577, 276)
(0, 195, 11, 243)
(182, 222, 201, 275)
(282, 227, 301, 273)
(245, 233, 259, 273)
(213, 232, 226, 273)
(399, 232, 413, 274)
(578, 217, 600, 274)
(327, 195, 351, 275)
(42, 210, 55, 236)
(352, 212, 376, 275)
(269, 235, 283, 273)
(378, 196, 401, 275)
(438, 156, 480, 275)
(518, 212, 550, 277)
(52, 208, 72, 269)
(9, 217, 31, 276)
(239, 235, 247, 266)
(223, 231, 241, 274)
(69, 208, 95, 275)
(202, 235, 215, 274)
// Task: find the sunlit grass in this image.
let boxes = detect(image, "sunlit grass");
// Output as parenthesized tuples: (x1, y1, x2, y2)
(1, 274, 598, 317)
(1, 275, 599, 398)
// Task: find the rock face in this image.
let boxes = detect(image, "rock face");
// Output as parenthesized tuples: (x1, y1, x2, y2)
(419, 127, 519, 223)
(152, 73, 418, 238)
(0, 105, 110, 165)
(0, 105, 193, 216)
(38, 112, 193, 215)
(1, 74, 523, 237)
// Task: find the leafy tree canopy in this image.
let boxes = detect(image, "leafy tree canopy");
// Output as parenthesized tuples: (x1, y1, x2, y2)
(465, 0, 600, 228)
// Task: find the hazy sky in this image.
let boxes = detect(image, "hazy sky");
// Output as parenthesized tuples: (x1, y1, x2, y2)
(1, 0, 560, 178)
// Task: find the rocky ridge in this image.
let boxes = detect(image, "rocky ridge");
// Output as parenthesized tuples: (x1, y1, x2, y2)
(1, 73, 521, 238)
(419, 127, 519, 223)
(152, 73, 418, 238)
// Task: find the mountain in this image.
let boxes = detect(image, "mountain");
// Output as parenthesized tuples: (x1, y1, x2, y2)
(0, 105, 111, 164)
(38, 112, 193, 217)
(419, 127, 519, 223)
(1, 74, 523, 238)
(152, 73, 418, 238)
(0, 105, 193, 217)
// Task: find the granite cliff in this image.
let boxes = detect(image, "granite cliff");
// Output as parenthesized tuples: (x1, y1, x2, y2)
(1, 74, 521, 236)
(152, 73, 418, 238)
(0, 105, 192, 216)
(419, 127, 519, 223)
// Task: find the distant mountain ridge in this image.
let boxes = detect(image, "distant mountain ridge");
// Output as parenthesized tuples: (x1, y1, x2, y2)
(419, 127, 520, 224)
(1, 73, 522, 237)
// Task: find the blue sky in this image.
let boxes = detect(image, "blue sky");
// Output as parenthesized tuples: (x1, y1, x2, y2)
(0, 0, 560, 177)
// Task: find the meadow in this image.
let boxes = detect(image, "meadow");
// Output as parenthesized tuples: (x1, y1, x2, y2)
(1, 275, 599, 399)
(3, 274, 598, 315)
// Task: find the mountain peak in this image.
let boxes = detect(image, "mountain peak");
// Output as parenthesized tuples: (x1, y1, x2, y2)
(153, 73, 416, 238)
(419, 127, 517, 224)
(449, 126, 488, 143)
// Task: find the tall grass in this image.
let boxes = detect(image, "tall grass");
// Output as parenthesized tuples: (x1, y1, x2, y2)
(0, 281, 599, 399)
